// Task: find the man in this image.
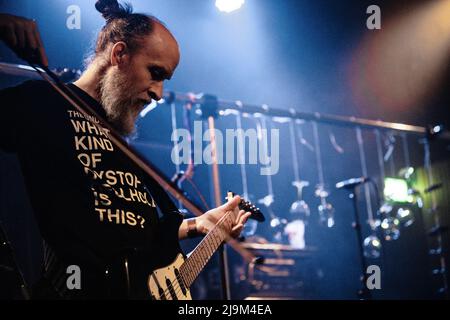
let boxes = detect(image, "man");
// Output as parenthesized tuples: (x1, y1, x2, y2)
(0, 1, 251, 299)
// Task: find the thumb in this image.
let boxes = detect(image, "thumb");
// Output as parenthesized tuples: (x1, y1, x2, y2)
(222, 195, 241, 211)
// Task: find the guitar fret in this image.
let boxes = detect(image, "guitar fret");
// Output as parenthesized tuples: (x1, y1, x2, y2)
(150, 196, 262, 299)
(199, 243, 206, 263)
(181, 210, 237, 288)
(205, 242, 213, 262)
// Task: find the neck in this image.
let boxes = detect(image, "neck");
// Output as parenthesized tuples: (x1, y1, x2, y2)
(73, 61, 107, 103)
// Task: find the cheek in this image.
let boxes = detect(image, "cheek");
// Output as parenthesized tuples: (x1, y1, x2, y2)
(125, 63, 146, 84)
(133, 71, 151, 92)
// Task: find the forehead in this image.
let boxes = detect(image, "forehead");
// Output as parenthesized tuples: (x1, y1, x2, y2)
(135, 23, 180, 70)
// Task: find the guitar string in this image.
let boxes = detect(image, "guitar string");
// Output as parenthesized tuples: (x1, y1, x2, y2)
(165, 222, 231, 298)
(162, 209, 240, 299)
(157, 235, 221, 299)
(154, 251, 203, 299)
(157, 215, 234, 299)
(157, 199, 256, 299)
(160, 224, 233, 299)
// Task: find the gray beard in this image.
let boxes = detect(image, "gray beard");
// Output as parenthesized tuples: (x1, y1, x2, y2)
(97, 67, 143, 137)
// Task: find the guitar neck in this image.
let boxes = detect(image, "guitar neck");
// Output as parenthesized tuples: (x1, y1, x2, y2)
(179, 211, 236, 288)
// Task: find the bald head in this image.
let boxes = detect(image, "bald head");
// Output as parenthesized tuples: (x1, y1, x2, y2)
(92, 18, 180, 136)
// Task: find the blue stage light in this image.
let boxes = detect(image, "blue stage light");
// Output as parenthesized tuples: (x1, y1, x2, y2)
(215, 0, 245, 13)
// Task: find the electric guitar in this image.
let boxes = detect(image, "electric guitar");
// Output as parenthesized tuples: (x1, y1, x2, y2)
(147, 192, 263, 300)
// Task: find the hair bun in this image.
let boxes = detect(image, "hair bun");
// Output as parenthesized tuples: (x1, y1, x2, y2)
(95, 0, 128, 20)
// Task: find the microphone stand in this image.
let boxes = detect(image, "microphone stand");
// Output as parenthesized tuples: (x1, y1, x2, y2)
(342, 184, 372, 300)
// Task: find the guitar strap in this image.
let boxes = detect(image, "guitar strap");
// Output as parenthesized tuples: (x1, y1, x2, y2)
(30, 69, 186, 299)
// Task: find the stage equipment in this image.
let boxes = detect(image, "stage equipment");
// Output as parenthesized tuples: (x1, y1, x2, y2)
(312, 122, 335, 228)
(230, 242, 316, 300)
(234, 108, 258, 237)
(254, 114, 286, 243)
(336, 175, 372, 299)
(284, 118, 310, 249)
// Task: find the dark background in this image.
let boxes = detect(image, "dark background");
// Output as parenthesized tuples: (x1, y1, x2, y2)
(1, 0, 449, 299)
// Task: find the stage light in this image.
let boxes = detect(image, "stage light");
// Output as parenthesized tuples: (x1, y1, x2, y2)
(377, 203, 400, 241)
(215, 0, 245, 13)
(380, 217, 400, 241)
(408, 188, 424, 208)
(399, 167, 415, 180)
(427, 124, 445, 139)
(318, 202, 335, 228)
(384, 177, 412, 203)
(349, 0, 450, 114)
(432, 125, 443, 134)
(363, 235, 382, 259)
(396, 207, 415, 227)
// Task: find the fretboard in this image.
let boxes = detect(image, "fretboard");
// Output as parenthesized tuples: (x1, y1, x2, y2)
(179, 211, 235, 288)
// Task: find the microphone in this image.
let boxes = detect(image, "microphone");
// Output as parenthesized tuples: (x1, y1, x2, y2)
(336, 177, 370, 190)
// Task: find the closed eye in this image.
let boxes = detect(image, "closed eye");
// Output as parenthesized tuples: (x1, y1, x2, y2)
(148, 66, 170, 81)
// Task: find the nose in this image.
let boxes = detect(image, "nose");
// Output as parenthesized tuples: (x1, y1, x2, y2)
(148, 82, 163, 102)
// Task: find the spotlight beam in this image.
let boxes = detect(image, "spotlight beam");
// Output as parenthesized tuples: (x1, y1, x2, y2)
(215, 0, 245, 13)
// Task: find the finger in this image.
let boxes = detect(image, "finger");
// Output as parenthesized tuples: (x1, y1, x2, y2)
(236, 210, 250, 222)
(230, 224, 244, 238)
(232, 223, 244, 231)
(15, 24, 26, 49)
(3, 26, 17, 47)
(235, 210, 246, 224)
(24, 24, 38, 50)
(238, 212, 252, 225)
(222, 195, 241, 211)
(22, 26, 40, 63)
(32, 21, 48, 66)
(2, 28, 18, 49)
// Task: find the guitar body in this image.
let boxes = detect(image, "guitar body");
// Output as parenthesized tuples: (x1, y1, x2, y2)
(104, 192, 261, 299)
(148, 253, 192, 300)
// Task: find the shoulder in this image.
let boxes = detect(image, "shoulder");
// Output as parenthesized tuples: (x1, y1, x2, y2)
(13, 79, 55, 95)
(1, 80, 54, 101)
(0, 79, 72, 124)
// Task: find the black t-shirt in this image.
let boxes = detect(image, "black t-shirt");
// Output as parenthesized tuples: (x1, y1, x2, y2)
(0, 80, 183, 298)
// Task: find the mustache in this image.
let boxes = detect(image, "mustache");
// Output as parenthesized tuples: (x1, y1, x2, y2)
(139, 98, 152, 105)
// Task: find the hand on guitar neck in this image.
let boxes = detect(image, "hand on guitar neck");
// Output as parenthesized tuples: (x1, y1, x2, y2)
(180, 194, 252, 240)
(149, 193, 262, 300)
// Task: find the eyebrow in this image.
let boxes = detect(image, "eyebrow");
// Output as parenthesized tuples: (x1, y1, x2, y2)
(150, 65, 173, 80)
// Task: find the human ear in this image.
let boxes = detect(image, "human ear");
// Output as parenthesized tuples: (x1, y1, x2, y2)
(110, 41, 129, 66)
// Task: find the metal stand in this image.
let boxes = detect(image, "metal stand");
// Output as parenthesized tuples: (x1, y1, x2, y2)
(348, 190, 372, 300)
(422, 134, 449, 298)
(202, 95, 231, 300)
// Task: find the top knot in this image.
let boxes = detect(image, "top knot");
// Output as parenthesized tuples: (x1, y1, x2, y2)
(95, 0, 132, 21)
